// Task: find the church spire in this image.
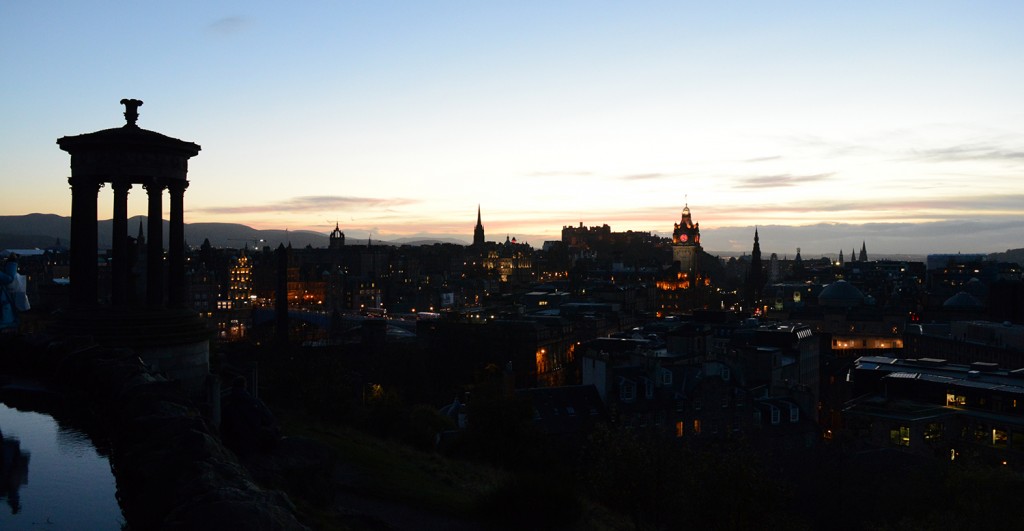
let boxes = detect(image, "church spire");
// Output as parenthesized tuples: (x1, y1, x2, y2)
(473, 204, 485, 247)
(745, 227, 765, 311)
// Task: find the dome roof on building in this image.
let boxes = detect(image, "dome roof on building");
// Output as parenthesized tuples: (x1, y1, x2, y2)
(964, 277, 987, 299)
(943, 291, 984, 309)
(818, 280, 865, 307)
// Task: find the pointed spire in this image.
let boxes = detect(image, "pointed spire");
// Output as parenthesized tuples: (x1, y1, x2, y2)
(751, 227, 762, 259)
(473, 205, 485, 246)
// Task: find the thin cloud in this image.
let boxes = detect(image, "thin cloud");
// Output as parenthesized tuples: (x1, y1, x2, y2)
(527, 171, 593, 177)
(619, 173, 669, 181)
(207, 16, 249, 35)
(743, 155, 782, 163)
(909, 144, 1024, 163)
(734, 173, 834, 189)
(194, 195, 418, 215)
(705, 194, 1024, 217)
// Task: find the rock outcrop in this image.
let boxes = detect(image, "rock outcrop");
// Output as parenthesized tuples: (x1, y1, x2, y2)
(2, 337, 309, 530)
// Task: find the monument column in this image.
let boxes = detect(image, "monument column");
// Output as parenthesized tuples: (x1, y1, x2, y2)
(144, 179, 165, 307)
(111, 178, 132, 306)
(57, 100, 210, 396)
(167, 179, 188, 307)
(68, 176, 102, 308)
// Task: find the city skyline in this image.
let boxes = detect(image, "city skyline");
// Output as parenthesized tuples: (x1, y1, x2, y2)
(2, 2, 1023, 255)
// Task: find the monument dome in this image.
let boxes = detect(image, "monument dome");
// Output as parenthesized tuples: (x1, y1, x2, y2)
(818, 280, 865, 308)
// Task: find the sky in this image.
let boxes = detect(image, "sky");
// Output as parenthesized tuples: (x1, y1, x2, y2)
(2, 1, 1023, 256)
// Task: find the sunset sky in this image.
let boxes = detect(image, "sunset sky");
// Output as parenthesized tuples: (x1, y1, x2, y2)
(2, 1, 1022, 255)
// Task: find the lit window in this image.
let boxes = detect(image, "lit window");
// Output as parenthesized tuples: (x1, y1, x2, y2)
(890, 426, 910, 447)
(676, 421, 684, 438)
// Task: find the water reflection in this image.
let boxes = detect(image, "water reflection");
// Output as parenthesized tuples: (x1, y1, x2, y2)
(0, 403, 123, 529)
(0, 430, 29, 513)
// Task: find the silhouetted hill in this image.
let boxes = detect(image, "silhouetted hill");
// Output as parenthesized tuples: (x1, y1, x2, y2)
(0, 213, 71, 249)
(0, 214, 333, 250)
(989, 248, 1024, 266)
(393, 237, 468, 246)
(183, 222, 328, 249)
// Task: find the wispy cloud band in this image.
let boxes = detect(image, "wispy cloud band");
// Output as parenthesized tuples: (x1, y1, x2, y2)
(194, 195, 418, 215)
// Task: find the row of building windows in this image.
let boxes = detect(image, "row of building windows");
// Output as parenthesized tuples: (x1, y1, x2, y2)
(890, 422, 1021, 449)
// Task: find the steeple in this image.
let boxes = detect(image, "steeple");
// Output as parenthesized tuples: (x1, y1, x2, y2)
(859, 241, 868, 262)
(751, 227, 762, 264)
(473, 205, 485, 247)
(744, 227, 765, 310)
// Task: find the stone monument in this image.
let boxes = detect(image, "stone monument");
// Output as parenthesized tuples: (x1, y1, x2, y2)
(54, 99, 210, 393)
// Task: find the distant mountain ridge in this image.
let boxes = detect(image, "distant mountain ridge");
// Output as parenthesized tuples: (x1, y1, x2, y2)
(0, 214, 478, 251)
(2, 214, 1021, 263)
(0, 214, 330, 250)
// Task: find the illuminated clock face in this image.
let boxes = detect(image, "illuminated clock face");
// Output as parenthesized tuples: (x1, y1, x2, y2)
(680, 234, 688, 242)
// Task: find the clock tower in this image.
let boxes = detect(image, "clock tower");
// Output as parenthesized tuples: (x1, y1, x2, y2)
(672, 203, 701, 272)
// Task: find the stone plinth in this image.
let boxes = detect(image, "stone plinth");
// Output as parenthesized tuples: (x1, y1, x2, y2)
(49, 307, 212, 395)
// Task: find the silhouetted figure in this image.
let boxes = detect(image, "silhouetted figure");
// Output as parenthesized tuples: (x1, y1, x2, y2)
(220, 376, 280, 458)
(1, 255, 22, 331)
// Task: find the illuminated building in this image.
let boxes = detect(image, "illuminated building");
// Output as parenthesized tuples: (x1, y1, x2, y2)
(671, 203, 701, 272)
(657, 203, 720, 315)
(222, 251, 252, 310)
(846, 356, 1024, 467)
(483, 235, 534, 283)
